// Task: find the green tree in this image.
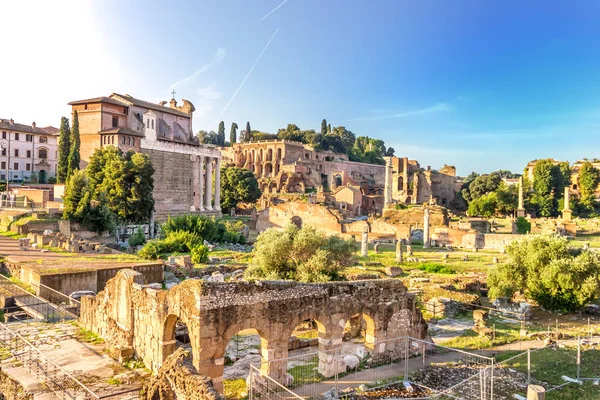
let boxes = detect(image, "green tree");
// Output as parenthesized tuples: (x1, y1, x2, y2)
(245, 224, 355, 282)
(124, 152, 155, 223)
(220, 166, 262, 213)
(321, 119, 327, 136)
(217, 121, 225, 146)
(67, 111, 81, 180)
(488, 235, 600, 312)
(463, 173, 502, 202)
(531, 159, 555, 217)
(246, 122, 252, 142)
(578, 161, 599, 211)
(229, 122, 238, 145)
(467, 192, 498, 217)
(57, 117, 71, 183)
(196, 130, 219, 145)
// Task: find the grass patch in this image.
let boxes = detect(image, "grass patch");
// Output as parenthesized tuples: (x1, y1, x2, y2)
(107, 377, 122, 385)
(414, 262, 456, 274)
(442, 318, 541, 350)
(223, 378, 247, 399)
(287, 355, 321, 386)
(499, 345, 600, 400)
(76, 328, 105, 345)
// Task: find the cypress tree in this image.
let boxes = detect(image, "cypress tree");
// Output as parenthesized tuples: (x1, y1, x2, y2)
(321, 119, 327, 136)
(230, 122, 238, 145)
(67, 111, 81, 179)
(246, 122, 252, 142)
(57, 117, 71, 184)
(218, 121, 226, 146)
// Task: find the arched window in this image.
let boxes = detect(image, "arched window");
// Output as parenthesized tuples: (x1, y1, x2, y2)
(151, 120, 154, 129)
(132, 138, 135, 146)
(38, 148, 47, 159)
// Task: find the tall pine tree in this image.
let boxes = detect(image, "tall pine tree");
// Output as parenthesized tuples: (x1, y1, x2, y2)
(218, 121, 226, 146)
(321, 119, 327, 136)
(230, 122, 238, 145)
(67, 111, 81, 179)
(57, 117, 71, 184)
(246, 121, 252, 142)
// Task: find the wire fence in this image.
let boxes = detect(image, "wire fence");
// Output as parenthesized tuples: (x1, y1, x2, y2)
(250, 336, 495, 400)
(0, 274, 78, 322)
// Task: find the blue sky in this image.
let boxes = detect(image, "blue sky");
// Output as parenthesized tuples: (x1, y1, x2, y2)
(1, 0, 600, 175)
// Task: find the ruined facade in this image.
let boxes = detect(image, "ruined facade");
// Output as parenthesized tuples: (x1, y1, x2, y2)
(80, 270, 428, 393)
(526, 158, 600, 201)
(220, 140, 385, 194)
(69, 94, 222, 219)
(389, 157, 457, 207)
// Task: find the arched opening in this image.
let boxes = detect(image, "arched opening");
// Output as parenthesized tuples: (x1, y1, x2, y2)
(573, 184, 578, 190)
(267, 148, 273, 161)
(291, 216, 303, 228)
(251, 150, 255, 164)
(286, 318, 327, 386)
(335, 175, 342, 187)
(39, 170, 46, 184)
(259, 149, 263, 162)
(276, 148, 282, 160)
(162, 314, 192, 365)
(265, 163, 273, 176)
(305, 153, 309, 159)
(397, 176, 404, 190)
(442, 198, 447, 206)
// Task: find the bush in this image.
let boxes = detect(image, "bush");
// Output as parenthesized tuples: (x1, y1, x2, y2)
(488, 235, 600, 312)
(137, 231, 202, 260)
(516, 217, 531, 234)
(245, 223, 355, 282)
(128, 227, 146, 247)
(161, 215, 245, 244)
(138, 240, 163, 260)
(191, 245, 209, 264)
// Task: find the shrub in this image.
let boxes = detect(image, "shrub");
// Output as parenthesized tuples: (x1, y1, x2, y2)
(516, 217, 531, 234)
(128, 227, 146, 247)
(191, 244, 209, 264)
(137, 241, 164, 260)
(137, 231, 202, 260)
(245, 223, 355, 282)
(488, 235, 600, 312)
(161, 215, 245, 244)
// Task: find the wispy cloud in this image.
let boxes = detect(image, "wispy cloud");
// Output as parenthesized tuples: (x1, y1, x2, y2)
(260, 0, 290, 21)
(167, 48, 226, 94)
(219, 27, 280, 118)
(194, 85, 222, 120)
(347, 102, 453, 122)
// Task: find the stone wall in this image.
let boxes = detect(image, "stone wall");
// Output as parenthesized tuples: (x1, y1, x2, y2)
(461, 233, 526, 250)
(256, 202, 342, 234)
(80, 270, 428, 393)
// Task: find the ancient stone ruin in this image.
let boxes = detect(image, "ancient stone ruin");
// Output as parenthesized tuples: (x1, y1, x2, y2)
(79, 270, 428, 393)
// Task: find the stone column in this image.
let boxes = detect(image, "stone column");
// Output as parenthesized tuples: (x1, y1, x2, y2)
(317, 326, 346, 378)
(192, 156, 200, 210)
(384, 157, 393, 206)
(198, 156, 205, 211)
(562, 187, 572, 221)
(396, 238, 403, 263)
(517, 176, 526, 218)
(205, 157, 213, 210)
(214, 157, 221, 211)
(423, 208, 430, 248)
(361, 226, 369, 257)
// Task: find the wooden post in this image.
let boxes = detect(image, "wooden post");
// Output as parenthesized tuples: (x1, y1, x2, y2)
(527, 384, 545, 400)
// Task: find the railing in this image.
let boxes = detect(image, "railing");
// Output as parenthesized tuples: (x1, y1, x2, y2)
(251, 336, 494, 400)
(0, 322, 100, 399)
(249, 365, 303, 400)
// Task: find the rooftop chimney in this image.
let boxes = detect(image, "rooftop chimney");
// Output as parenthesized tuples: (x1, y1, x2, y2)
(9, 119, 14, 124)
(32, 122, 36, 128)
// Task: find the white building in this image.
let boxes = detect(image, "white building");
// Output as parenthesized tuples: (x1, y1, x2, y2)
(0, 119, 59, 183)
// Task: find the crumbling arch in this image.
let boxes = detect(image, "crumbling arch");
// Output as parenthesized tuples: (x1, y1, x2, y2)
(161, 314, 193, 366)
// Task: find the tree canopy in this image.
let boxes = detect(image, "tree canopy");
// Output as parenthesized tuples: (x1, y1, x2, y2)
(578, 161, 599, 211)
(220, 166, 262, 213)
(488, 235, 600, 312)
(245, 224, 356, 282)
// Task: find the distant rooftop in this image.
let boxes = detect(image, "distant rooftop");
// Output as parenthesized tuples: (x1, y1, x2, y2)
(0, 119, 59, 136)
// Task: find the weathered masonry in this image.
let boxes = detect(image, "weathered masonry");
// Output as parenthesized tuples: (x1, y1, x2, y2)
(80, 270, 428, 392)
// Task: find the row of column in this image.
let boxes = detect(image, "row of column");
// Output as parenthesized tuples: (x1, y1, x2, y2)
(192, 156, 220, 212)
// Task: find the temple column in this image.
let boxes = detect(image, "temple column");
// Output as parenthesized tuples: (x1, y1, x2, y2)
(214, 158, 221, 210)
(205, 157, 213, 210)
(192, 156, 200, 210)
(198, 156, 205, 211)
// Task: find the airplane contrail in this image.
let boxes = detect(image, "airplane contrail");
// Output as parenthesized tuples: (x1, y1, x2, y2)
(219, 27, 280, 118)
(260, 0, 289, 22)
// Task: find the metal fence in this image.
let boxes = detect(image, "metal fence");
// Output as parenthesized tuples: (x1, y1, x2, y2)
(250, 336, 495, 400)
(0, 322, 100, 399)
(494, 328, 600, 399)
(0, 274, 78, 322)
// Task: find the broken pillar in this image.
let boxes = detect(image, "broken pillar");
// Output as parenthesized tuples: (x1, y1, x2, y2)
(527, 384, 545, 400)
(361, 226, 368, 257)
(396, 239, 403, 263)
(423, 208, 431, 248)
